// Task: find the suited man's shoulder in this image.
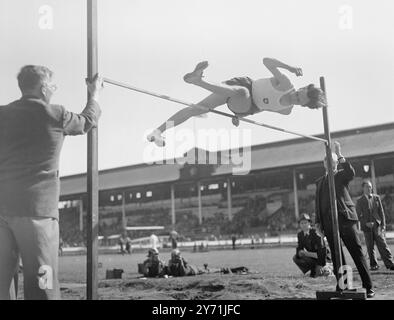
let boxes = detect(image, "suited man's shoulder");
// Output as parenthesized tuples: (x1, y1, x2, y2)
(14, 97, 65, 116)
(0, 100, 19, 110)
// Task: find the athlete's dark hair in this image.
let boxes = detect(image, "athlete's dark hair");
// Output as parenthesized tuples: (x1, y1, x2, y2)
(302, 84, 326, 109)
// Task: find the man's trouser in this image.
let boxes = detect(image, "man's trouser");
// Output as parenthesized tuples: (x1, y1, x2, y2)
(364, 224, 394, 269)
(9, 270, 19, 299)
(293, 255, 317, 274)
(324, 220, 372, 290)
(0, 216, 60, 300)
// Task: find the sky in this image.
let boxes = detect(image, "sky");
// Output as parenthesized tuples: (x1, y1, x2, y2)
(1, 0, 393, 177)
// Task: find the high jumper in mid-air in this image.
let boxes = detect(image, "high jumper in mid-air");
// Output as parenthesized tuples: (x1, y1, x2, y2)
(147, 57, 326, 146)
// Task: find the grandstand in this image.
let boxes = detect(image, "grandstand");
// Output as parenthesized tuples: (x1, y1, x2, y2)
(59, 122, 394, 247)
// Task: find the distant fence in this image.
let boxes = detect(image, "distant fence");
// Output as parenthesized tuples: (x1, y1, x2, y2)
(62, 231, 394, 255)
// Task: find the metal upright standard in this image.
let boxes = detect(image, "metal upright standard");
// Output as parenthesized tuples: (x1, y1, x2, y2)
(321, 76, 343, 278)
(316, 77, 366, 300)
(86, 0, 99, 300)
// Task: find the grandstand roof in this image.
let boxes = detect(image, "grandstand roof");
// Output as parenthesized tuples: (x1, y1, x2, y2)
(214, 122, 394, 175)
(60, 162, 183, 196)
(60, 122, 394, 196)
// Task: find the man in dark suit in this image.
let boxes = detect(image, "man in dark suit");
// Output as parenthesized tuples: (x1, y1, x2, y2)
(356, 181, 394, 271)
(0, 65, 103, 299)
(315, 141, 374, 298)
(293, 213, 330, 277)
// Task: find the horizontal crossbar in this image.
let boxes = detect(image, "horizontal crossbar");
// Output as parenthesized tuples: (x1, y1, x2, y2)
(103, 77, 328, 143)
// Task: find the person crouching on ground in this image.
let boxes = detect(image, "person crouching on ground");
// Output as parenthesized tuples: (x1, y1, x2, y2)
(141, 248, 166, 278)
(293, 214, 329, 277)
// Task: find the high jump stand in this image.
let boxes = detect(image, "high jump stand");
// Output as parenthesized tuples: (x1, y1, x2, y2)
(86, 0, 365, 300)
(86, 0, 99, 300)
(315, 77, 366, 300)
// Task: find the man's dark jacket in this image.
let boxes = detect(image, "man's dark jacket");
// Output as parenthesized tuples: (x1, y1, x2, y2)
(356, 194, 386, 232)
(296, 228, 327, 266)
(315, 160, 358, 232)
(0, 96, 101, 219)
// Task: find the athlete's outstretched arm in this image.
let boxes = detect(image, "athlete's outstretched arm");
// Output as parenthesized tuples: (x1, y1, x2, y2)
(263, 57, 303, 78)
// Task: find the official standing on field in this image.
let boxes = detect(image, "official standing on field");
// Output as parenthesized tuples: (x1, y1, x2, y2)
(356, 180, 394, 271)
(0, 65, 103, 300)
(315, 141, 375, 298)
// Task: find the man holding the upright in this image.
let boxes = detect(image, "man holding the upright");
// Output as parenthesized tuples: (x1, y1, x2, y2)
(315, 141, 374, 298)
(0, 65, 103, 299)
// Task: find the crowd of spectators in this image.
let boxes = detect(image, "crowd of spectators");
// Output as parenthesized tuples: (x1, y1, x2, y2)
(59, 207, 85, 247)
(59, 188, 394, 247)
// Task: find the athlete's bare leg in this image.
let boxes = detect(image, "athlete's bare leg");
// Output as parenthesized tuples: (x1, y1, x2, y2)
(156, 93, 227, 133)
(184, 61, 251, 100)
(147, 61, 252, 146)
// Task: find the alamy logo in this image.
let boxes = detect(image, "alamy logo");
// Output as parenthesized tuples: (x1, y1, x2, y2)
(338, 5, 353, 30)
(338, 265, 353, 290)
(143, 122, 252, 175)
(38, 5, 54, 30)
(38, 265, 53, 290)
